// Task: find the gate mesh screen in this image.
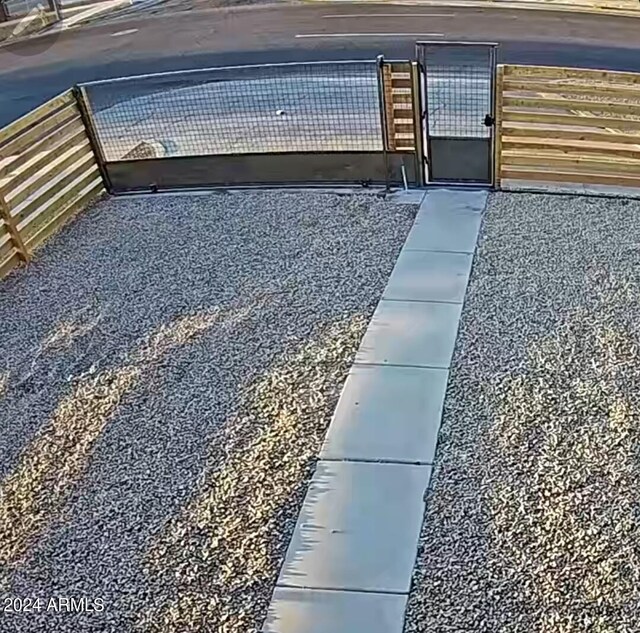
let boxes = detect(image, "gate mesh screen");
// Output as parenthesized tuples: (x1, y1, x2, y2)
(80, 62, 383, 162)
(417, 44, 493, 139)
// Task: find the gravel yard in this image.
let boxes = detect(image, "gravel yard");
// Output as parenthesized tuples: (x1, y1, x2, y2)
(0, 191, 415, 633)
(405, 192, 640, 632)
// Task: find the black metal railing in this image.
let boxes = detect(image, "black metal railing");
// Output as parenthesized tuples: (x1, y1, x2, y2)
(80, 61, 383, 161)
(76, 59, 422, 192)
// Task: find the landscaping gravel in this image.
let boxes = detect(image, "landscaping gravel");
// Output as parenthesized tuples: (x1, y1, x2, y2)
(405, 191, 640, 633)
(0, 190, 415, 633)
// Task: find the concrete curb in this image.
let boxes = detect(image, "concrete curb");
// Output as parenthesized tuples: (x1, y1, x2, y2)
(311, 0, 640, 19)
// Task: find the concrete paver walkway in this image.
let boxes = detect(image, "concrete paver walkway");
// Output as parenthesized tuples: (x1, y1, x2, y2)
(263, 188, 489, 633)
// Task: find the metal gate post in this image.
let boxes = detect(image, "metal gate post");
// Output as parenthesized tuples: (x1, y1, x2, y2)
(74, 85, 113, 194)
(376, 55, 391, 191)
(410, 61, 426, 187)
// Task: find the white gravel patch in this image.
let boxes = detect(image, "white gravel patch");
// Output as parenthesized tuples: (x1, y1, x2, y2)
(405, 192, 640, 633)
(0, 191, 415, 633)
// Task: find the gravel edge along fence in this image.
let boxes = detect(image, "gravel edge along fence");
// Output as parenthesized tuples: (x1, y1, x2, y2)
(0, 191, 416, 633)
(405, 191, 640, 633)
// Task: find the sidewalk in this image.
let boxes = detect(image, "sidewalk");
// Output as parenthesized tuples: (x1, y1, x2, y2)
(53, 0, 138, 29)
(0, 8, 56, 43)
(0, 0, 161, 42)
(262, 188, 489, 633)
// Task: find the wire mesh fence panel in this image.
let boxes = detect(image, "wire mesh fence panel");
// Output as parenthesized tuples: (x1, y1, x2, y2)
(80, 62, 383, 162)
(418, 44, 494, 139)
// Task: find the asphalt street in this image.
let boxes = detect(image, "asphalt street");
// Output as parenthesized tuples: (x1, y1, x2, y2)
(1, 3, 640, 126)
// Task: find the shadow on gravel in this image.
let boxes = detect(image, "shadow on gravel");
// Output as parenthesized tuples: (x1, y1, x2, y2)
(135, 314, 367, 633)
(0, 307, 249, 584)
(405, 192, 640, 633)
(485, 278, 640, 629)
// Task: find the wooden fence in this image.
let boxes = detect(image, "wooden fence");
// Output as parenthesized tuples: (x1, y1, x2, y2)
(495, 64, 640, 190)
(380, 60, 424, 186)
(0, 90, 105, 280)
(382, 61, 422, 153)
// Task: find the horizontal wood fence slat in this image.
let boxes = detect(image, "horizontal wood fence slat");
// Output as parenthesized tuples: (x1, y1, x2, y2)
(503, 65, 640, 84)
(502, 79, 640, 99)
(8, 140, 92, 208)
(502, 137, 640, 159)
(0, 90, 105, 280)
(0, 103, 79, 159)
(501, 109, 640, 130)
(496, 63, 640, 190)
(26, 178, 103, 251)
(503, 95, 640, 117)
(20, 172, 101, 247)
(501, 123, 640, 145)
(382, 61, 418, 152)
(13, 153, 96, 227)
(502, 150, 640, 172)
(0, 92, 75, 147)
(0, 118, 86, 180)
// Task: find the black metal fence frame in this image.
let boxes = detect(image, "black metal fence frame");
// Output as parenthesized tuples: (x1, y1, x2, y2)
(70, 49, 500, 193)
(416, 41, 498, 186)
(76, 58, 426, 193)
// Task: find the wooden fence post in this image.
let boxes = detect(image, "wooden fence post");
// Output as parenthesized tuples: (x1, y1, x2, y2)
(494, 65, 505, 189)
(0, 192, 31, 264)
(382, 63, 397, 152)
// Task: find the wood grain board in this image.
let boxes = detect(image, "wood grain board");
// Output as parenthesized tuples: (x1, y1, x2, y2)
(383, 62, 417, 152)
(0, 90, 105, 280)
(496, 64, 640, 189)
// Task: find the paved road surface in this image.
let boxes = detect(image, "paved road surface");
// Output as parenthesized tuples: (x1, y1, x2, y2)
(1, 3, 640, 127)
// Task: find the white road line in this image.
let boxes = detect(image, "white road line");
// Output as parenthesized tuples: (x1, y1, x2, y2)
(322, 13, 455, 17)
(110, 28, 139, 37)
(295, 32, 445, 38)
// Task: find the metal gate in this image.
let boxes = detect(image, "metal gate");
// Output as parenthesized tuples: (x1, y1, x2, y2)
(416, 42, 498, 185)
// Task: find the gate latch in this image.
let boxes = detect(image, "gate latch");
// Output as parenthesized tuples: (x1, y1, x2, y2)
(483, 114, 495, 127)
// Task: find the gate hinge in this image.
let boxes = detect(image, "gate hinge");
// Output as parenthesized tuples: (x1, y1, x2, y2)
(484, 114, 495, 127)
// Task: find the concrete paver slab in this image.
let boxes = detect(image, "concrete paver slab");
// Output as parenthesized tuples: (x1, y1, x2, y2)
(262, 588, 407, 633)
(278, 460, 431, 593)
(383, 249, 472, 303)
(405, 207, 482, 253)
(320, 364, 448, 464)
(355, 299, 461, 368)
(405, 189, 487, 253)
(386, 190, 427, 205)
(415, 188, 488, 218)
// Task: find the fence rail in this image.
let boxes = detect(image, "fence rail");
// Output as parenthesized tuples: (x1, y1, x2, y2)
(79, 59, 422, 191)
(81, 61, 384, 161)
(495, 64, 640, 190)
(8, 57, 640, 282)
(0, 90, 104, 279)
